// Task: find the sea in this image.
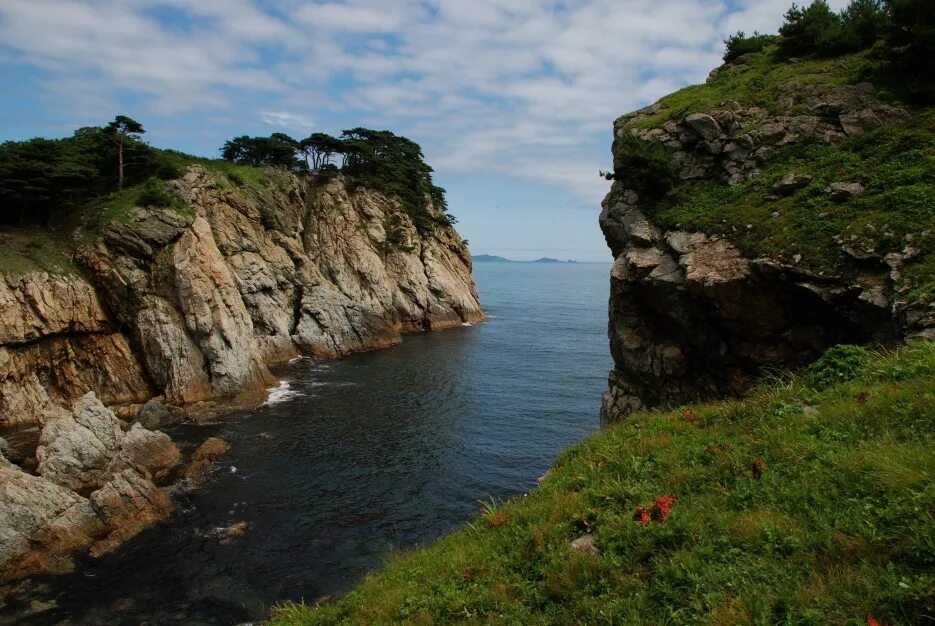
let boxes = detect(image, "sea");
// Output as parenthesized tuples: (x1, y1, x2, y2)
(1, 261, 613, 625)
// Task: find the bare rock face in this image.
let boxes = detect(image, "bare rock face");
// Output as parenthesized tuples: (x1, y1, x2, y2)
(0, 273, 153, 426)
(601, 79, 919, 420)
(2, 171, 483, 425)
(36, 392, 180, 493)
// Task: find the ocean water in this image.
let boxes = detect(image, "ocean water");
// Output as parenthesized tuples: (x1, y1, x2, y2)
(2, 262, 613, 625)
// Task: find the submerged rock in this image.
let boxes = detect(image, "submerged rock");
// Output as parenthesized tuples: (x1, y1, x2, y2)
(184, 437, 232, 486)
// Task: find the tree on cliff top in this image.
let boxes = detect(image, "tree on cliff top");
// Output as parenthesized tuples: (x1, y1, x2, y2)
(106, 115, 145, 191)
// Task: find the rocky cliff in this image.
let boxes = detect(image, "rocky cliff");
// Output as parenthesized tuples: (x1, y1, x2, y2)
(600, 51, 934, 420)
(0, 166, 483, 425)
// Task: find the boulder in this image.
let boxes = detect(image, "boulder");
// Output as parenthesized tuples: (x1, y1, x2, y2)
(0, 464, 105, 582)
(136, 400, 181, 431)
(184, 437, 231, 485)
(772, 173, 813, 195)
(36, 392, 180, 493)
(839, 105, 909, 137)
(684, 113, 723, 142)
(570, 534, 599, 556)
(827, 182, 866, 201)
(88, 469, 174, 558)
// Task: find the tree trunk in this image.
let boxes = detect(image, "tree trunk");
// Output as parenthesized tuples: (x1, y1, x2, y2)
(117, 140, 124, 191)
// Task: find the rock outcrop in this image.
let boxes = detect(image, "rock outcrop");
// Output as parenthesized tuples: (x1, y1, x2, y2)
(600, 71, 931, 421)
(0, 168, 483, 425)
(36, 392, 179, 494)
(0, 393, 175, 581)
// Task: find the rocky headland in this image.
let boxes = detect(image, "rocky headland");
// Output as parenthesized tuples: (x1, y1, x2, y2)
(0, 159, 483, 581)
(1, 166, 482, 427)
(600, 54, 933, 420)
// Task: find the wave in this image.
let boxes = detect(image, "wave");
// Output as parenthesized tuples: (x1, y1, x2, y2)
(264, 380, 302, 405)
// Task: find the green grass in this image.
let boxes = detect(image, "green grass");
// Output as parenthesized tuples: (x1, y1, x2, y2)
(618, 48, 935, 307)
(0, 229, 79, 276)
(272, 341, 935, 625)
(652, 110, 935, 298)
(624, 46, 873, 130)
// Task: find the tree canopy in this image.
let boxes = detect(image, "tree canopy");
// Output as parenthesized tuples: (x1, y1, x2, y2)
(0, 117, 173, 225)
(218, 128, 454, 232)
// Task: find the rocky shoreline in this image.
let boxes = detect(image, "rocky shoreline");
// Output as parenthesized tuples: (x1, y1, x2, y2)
(0, 392, 219, 582)
(0, 166, 484, 428)
(0, 165, 485, 585)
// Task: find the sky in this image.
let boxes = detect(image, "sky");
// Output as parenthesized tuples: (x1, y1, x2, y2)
(0, 0, 847, 261)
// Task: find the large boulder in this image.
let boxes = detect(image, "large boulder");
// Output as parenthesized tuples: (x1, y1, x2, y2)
(183, 437, 231, 486)
(0, 464, 105, 582)
(684, 113, 723, 141)
(36, 392, 180, 493)
(136, 399, 181, 431)
(0, 462, 174, 580)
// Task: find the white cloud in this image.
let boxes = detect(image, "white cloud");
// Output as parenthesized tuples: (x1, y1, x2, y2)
(259, 111, 316, 132)
(0, 0, 820, 205)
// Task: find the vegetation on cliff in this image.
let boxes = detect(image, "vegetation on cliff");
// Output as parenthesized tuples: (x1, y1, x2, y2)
(0, 117, 454, 242)
(272, 340, 934, 624)
(613, 0, 934, 310)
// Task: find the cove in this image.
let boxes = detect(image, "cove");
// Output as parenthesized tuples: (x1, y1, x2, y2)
(0, 262, 611, 625)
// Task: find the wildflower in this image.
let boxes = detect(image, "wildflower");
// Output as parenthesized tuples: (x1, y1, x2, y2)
(867, 617, 882, 626)
(682, 409, 699, 423)
(633, 506, 651, 526)
(651, 495, 677, 522)
(855, 390, 870, 405)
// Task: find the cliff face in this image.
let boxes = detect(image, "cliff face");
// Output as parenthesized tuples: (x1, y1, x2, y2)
(0, 166, 483, 425)
(600, 54, 934, 420)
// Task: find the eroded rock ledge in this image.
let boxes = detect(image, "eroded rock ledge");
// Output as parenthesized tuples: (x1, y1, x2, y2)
(0, 168, 484, 425)
(600, 78, 932, 421)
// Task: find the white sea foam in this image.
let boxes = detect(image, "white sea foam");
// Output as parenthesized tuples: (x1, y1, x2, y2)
(288, 356, 309, 364)
(462, 322, 473, 327)
(264, 380, 301, 405)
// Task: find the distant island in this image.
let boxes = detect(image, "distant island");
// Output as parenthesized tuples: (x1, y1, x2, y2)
(473, 255, 578, 264)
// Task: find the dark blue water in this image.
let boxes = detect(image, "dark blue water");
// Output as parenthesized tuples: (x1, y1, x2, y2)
(2, 262, 612, 625)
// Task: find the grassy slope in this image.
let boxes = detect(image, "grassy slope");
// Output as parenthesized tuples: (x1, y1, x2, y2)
(630, 47, 935, 305)
(273, 342, 934, 625)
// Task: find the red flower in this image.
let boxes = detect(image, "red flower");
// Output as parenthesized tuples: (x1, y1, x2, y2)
(651, 495, 677, 522)
(633, 506, 651, 526)
(867, 617, 883, 626)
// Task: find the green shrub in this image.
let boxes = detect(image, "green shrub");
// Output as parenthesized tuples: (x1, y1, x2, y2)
(228, 170, 246, 186)
(806, 344, 872, 390)
(778, 0, 845, 57)
(136, 178, 175, 208)
(723, 31, 780, 62)
(259, 206, 278, 230)
(884, 0, 935, 102)
(839, 0, 889, 51)
(612, 133, 676, 200)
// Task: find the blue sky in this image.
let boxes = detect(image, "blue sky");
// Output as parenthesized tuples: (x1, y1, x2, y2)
(0, 0, 846, 261)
